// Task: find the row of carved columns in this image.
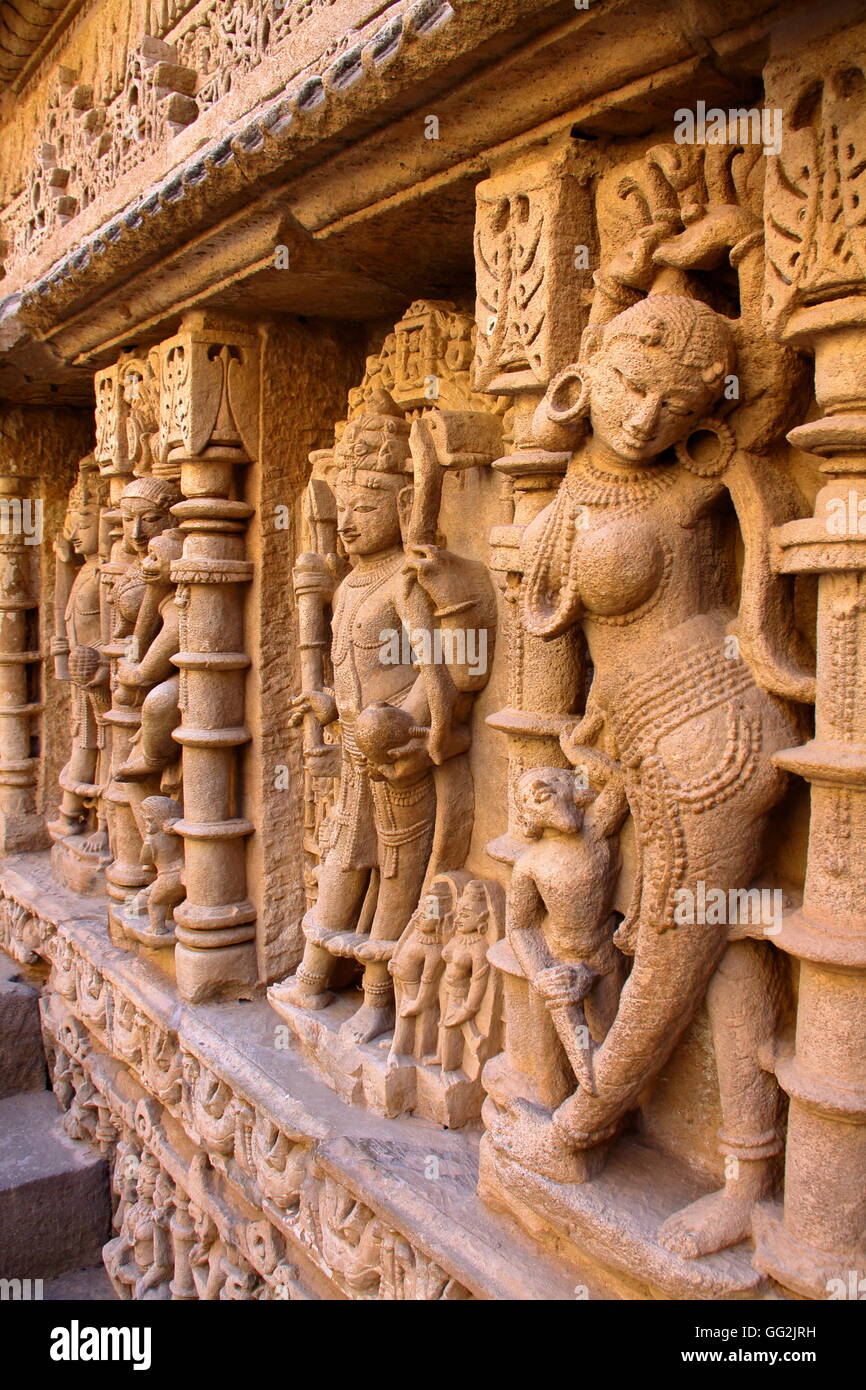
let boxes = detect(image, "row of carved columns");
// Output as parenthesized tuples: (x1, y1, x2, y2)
(1, 7, 865, 1286)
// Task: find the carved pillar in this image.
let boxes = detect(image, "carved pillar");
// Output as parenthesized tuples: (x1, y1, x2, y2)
(475, 142, 596, 862)
(292, 477, 340, 912)
(755, 18, 866, 1296)
(160, 313, 259, 1002)
(0, 469, 42, 852)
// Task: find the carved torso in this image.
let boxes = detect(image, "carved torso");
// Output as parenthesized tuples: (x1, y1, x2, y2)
(523, 456, 732, 681)
(66, 558, 102, 651)
(330, 552, 418, 718)
(520, 835, 620, 976)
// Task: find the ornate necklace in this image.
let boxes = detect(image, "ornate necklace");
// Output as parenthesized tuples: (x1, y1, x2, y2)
(343, 552, 403, 588)
(565, 456, 679, 507)
(523, 454, 678, 639)
(332, 553, 402, 667)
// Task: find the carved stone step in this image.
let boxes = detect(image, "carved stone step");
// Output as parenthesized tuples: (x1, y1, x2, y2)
(0, 954, 45, 1097)
(0, 1090, 110, 1279)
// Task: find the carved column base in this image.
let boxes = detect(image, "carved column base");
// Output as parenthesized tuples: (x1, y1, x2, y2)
(753, 1201, 865, 1301)
(175, 941, 258, 1004)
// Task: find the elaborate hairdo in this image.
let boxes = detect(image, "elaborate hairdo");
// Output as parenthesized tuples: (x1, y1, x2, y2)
(141, 795, 182, 825)
(602, 294, 735, 391)
(120, 476, 182, 510)
(69, 455, 108, 511)
(335, 388, 411, 483)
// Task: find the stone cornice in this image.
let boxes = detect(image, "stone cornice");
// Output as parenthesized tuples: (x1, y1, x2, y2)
(0, 0, 80, 89)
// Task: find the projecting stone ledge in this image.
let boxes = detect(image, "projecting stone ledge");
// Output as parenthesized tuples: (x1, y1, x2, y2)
(0, 851, 788, 1299)
(0, 852, 587, 1300)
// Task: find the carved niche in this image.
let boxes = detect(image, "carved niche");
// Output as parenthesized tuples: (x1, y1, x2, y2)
(476, 138, 819, 1297)
(269, 300, 507, 1126)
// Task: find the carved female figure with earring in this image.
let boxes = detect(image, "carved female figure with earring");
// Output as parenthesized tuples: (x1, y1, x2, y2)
(492, 200, 814, 1260)
(49, 458, 111, 856)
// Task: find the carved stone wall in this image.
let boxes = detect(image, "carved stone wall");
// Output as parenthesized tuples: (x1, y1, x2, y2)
(246, 318, 366, 985)
(0, 0, 454, 285)
(3, 0, 866, 1307)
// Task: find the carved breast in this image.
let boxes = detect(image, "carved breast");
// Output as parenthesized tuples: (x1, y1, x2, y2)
(333, 575, 413, 677)
(576, 514, 667, 620)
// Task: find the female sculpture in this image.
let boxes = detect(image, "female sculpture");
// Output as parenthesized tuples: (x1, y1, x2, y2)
(103, 475, 182, 909)
(493, 217, 812, 1257)
(112, 477, 182, 644)
(114, 529, 184, 783)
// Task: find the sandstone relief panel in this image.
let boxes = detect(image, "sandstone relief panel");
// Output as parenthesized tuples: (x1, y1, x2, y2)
(7, 0, 866, 1309)
(476, 137, 820, 1291)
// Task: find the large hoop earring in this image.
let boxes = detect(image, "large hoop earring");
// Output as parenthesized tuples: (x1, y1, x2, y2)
(674, 415, 736, 477)
(545, 365, 591, 426)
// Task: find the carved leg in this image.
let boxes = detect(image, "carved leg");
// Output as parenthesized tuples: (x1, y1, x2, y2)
(115, 677, 180, 779)
(438, 1022, 463, 1073)
(340, 836, 433, 1047)
(658, 939, 785, 1257)
(488, 913, 726, 1184)
(390, 979, 421, 1060)
(80, 811, 110, 856)
(553, 917, 728, 1148)
(147, 901, 170, 936)
(341, 957, 396, 1045)
(417, 997, 440, 1064)
(49, 739, 98, 837)
(272, 861, 369, 1009)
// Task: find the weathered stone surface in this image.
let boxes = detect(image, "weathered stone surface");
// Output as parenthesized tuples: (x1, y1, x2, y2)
(0, 0, 865, 1305)
(0, 953, 44, 1096)
(0, 1090, 110, 1278)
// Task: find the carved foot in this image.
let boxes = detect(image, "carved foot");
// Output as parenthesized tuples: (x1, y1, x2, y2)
(47, 814, 84, 840)
(126, 889, 149, 917)
(657, 1187, 757, 1258)
(339, 1000, 395, 1045)
(81, 828, 110, 856)
(385, 1047, 410, 1073)
(269, 974, 333, 1011)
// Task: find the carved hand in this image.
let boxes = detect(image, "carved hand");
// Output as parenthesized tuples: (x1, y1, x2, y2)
(115, 658, 143, 687)
(560, 705, 605, 765)
(402, 543, 445, 603)
(654, 203, 761, 272)
(442, 1005, 472, 1028)
(534, 964, 594, 1005)
(605, 217, 681, 291)
(287, 690, 338, 727)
